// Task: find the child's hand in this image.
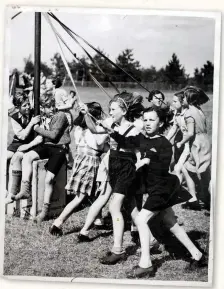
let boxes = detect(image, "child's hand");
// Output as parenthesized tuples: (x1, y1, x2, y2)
(97, 120, 113, 132)
(79, 103, 88, 115)
(135, 158, 150, 170)
(31, 115, 41, 125)
(17, 144, 29, 152)
(176, 142, 182, 149)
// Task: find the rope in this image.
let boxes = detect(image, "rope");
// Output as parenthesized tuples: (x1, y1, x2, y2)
(11, 11, 22, 20)
(44, 13, 113, 100)
(48, 12, 120, 95)
(9, 73, 15, 96)
(48, 12, 169, 106)
(48, 13, 150, 91)
(43, 13, 81, 102)
(44, 13, 111, 121)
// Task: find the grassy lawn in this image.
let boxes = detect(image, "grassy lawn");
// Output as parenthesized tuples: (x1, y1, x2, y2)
(4, 203, 210, 281)
(4, 88, 212, 281)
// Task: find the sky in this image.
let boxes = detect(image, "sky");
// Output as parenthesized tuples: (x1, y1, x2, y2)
(8, 10, 215, 76)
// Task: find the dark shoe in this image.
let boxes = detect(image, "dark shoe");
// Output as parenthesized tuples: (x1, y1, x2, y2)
(150, 240, 160, 254)
(99, 251, 127, 265)
(77, 233, 91, 242)
(126, 265, 156, 279)
(181, 201, 201, 211)
(131, 231, 140, 245)
(185, 254, 207, 271)
(49, 225, 63, 236)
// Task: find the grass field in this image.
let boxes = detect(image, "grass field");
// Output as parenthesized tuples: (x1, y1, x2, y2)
(4, 87, 213, 282)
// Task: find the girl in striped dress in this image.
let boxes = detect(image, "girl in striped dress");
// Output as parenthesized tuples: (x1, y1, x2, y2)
(49, 102, 108, 235)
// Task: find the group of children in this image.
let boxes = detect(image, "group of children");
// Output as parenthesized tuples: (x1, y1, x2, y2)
(6, 73, 211, 278)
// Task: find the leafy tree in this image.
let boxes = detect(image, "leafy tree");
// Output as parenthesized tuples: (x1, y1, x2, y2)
(90, 48, 114, 82)
(24, 55, 52, 77)
(164, 53, 187, 85)
(51, 53, 66, 79)
(24, 55, 34, 74)
(68, 56, 90, 81)
(141, 66, 158, 82)
(115, 49, 141, 82)
(40, 62, 53, 77)
(200, 61, 214, 86)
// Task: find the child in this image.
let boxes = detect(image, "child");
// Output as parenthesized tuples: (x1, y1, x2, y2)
(108, 106, 205, 278)
(6, 92, 41, 203)
(10, 95, 71, 223)
(167, 86, 211, 209)
(49, 102, 108, 235)
(84, 92, 150, 264)
(146, 90, 167, 108)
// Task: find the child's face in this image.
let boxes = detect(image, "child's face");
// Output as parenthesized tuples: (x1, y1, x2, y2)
(143, 111, 162, 136)
(43, 102, 55, 118)
(172, 95, 182, 111)
(152, 93, 163, 107)
(109, 101, 126, 124)
(19, 100, 31, 116)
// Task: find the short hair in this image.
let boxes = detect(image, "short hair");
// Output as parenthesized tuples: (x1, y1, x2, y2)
(13, 92, 29, 107)
(143, 106, 170, 133)
(52, 77, 62, 88)
(40, 94, 55, 108)
(147, 90, 165, 102)
(70, 90, 76, 96)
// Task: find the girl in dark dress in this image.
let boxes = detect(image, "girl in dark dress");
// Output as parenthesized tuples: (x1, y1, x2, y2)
(106, 106, 205, 278)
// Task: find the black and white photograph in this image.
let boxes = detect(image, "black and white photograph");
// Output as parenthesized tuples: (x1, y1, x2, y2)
(1, 6, 221, 286)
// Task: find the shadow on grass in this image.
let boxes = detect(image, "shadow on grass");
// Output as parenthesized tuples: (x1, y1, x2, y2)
(148, 216, 209, 261)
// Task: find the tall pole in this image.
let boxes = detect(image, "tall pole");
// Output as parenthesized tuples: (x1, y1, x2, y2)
(34, 12, 41, 116)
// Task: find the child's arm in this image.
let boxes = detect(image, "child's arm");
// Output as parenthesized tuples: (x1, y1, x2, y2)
(11, 115, 41, 140)
(17, 136, 43, 152)
(79, 103, 108, 134)
(110, 130, 141, 149)
(166, 122, 179, 141)
(176, 116, 195, 148)
(57, 97, 78, 111)
(34, 112, 67, 141)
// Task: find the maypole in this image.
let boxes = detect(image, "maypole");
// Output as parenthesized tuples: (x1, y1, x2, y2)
(33, 12, 41, 116)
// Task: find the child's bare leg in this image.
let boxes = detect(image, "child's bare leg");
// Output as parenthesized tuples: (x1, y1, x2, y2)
(80, 182, 112, 235)
(52, 193, 86, 228)
(135, 209, 157, 268)
(182, 165, 197, 202)
(161, 207, 202, 260)
(109, 193, 125, 254)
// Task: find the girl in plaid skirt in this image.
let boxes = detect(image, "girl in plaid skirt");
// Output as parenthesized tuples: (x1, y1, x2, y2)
(49, 102, 108, 236)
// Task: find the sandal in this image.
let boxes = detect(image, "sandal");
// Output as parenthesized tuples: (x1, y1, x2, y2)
(126, 265, 156, 279)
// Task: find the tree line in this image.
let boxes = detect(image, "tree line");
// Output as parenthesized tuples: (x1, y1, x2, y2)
(23, 49, 214, 91)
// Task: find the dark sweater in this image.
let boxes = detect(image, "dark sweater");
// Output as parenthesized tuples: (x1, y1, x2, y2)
(110, 131, 172, 176)
(35, 111, 71, 145)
